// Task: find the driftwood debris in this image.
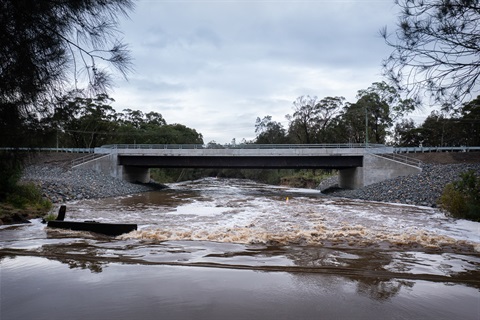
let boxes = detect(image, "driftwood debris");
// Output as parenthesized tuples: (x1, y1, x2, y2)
(47, 205, 137, 236)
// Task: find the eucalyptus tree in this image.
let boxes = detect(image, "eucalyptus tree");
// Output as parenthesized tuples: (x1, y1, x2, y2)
(286, 95, 344, 144)
(392, 118, 422, 146)
(381, 0, 480, 105)
(254, 116, 288, 144)
(51, 92, 118, 148)
(457, 95, 480, 146)
(337, 82, 414, 144)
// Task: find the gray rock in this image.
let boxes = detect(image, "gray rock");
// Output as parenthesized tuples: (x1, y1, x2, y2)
(324, 163, 480, 207)
(21, 165, 160, 203)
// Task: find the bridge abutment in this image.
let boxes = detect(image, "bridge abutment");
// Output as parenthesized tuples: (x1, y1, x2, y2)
(73, 153, 150, 183)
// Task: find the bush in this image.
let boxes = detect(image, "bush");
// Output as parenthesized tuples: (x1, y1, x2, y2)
(5, 182, 52, 210)
(439, 170, 480, 221)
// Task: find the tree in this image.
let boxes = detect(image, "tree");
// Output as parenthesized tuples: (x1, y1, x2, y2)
(336, 82, 412, 145)
(418, 110, 463, 146)
(381, 0, 480, 104)
(255, 116, 288, 144)
(286, 95, 344, 144)
(51, 92, 118, 148)
(0, 0, 134, 109)
(392, 118, 422, 146)
(456, 95, 480, 146)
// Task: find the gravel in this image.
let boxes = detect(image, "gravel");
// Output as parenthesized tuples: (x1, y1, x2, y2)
(322, 163, 480, 207)
(22, 165, 161, 203)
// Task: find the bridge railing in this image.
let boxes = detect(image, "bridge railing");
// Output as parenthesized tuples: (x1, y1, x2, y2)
(394, 146, 480, 153)
(98, 143, 387, 150)
(0, 147, 94, 153)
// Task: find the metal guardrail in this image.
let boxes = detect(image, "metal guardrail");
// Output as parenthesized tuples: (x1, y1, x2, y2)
(394, 146, 480, 153)
(99, 143, 387, 150)
(71, 153, 110, 167)
(0, 147, 94, 153)
(3, 145, 479, 154)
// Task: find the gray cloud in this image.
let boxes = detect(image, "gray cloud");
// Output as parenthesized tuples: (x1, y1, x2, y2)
(112, 0, 401, 143)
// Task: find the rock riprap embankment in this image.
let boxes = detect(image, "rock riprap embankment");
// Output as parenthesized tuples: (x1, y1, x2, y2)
(323, 163, 480, 207)
(22, 165, 157, 203)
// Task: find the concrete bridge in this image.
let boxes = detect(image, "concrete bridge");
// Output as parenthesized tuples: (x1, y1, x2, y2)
(73, 144, 422, 189)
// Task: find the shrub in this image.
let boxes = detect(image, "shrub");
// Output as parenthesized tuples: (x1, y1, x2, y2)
(5, 182, 51, 210)
(439, 170, 480, 221)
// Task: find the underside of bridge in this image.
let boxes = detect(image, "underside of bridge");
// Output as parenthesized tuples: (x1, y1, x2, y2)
(118, 155, 363, 169)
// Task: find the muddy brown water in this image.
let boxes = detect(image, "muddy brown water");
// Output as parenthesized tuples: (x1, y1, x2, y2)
(1, 178, 479, 320)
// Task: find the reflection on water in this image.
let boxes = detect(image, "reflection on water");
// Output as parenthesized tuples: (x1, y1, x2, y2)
(1, 178, 480, 319)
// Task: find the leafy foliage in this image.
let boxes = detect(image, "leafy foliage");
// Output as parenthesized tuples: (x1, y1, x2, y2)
(6, 182, 51, 210)
(29, 92, 204, 148)
(393, 96, 480, 146)
(255, 116, 288, 144)
(286, 95, 344, 144)
(439, 170, 480, 221)
(268, 81, 414, 145)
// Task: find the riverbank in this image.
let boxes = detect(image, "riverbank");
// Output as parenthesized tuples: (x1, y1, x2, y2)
(0, 153, 162, 224)
(322, 153, 480, 208)
(22, 165, 160, 203)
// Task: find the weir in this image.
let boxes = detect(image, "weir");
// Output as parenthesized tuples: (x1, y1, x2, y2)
(74, 144, 422, 189)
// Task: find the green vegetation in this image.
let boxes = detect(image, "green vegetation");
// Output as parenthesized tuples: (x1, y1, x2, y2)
(439, 171, 480, 222)
(43, 212, 57, 222)
(0, 152, 52, 224)
(0, 152, 50, 209)
(6, 182, 52, 211)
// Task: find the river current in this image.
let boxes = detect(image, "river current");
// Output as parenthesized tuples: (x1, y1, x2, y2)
(1, 178, 479, 319)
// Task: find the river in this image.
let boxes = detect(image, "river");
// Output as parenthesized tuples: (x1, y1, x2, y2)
(1, 178, 479, 319)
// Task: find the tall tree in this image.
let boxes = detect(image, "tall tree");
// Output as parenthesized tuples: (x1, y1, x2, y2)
(255, 116, 287, 144)
(0, 0, 133, 110)
(392, 118, 422, 146)
(286, 95, 344, 144)
(381, 0, 480, 104)
(338, 82, 412, 144)
(51, 92, 118, 148)
(456, 95, 480, 146)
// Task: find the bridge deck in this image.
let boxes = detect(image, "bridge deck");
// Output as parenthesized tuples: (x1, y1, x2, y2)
(101, 144, 389, 169)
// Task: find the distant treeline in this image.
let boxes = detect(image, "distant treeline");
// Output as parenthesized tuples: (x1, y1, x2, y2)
(1, 84, 479, 150)
(0, 91, 203, 149)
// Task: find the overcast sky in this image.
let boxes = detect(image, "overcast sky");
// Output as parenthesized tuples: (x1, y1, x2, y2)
(111, 0, 408, 144)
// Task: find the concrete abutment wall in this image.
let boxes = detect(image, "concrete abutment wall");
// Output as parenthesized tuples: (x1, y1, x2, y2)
(339, 154, 421, 189)
(73, 153, 150, 183)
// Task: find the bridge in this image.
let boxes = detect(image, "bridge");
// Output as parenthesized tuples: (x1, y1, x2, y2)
(72, 144, 423, 189)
